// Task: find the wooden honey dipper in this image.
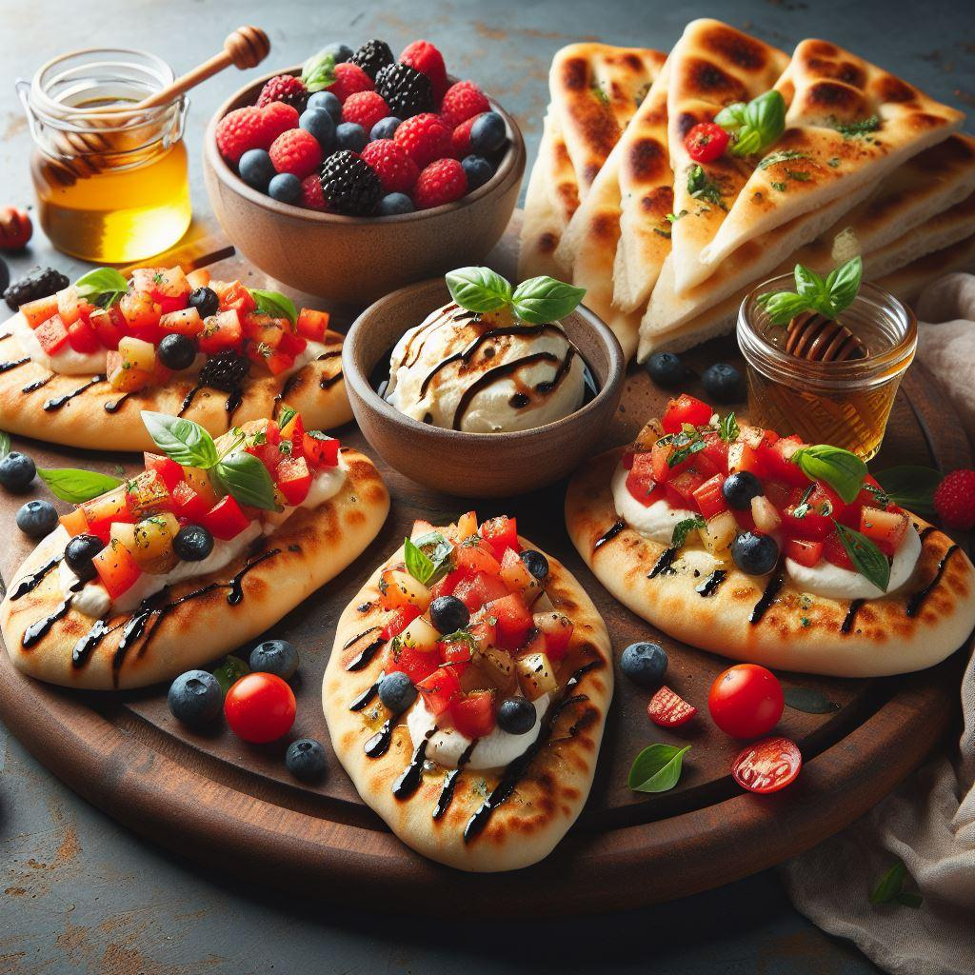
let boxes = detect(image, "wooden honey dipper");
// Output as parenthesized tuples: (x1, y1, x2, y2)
(42, 26, 270, 186)
(784, 310, 867, 362)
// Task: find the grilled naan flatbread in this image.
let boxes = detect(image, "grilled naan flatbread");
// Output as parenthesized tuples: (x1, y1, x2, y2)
(696, 38, 965, 280)
(876, 236, 976, 304)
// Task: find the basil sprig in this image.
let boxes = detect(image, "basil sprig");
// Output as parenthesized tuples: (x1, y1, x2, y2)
(73, 267, 129, 309)
(792, 444, 867, 504)
(718, 412, 739, 442)
(445, 267, 585, 325)
(403, 531, 455, 586)
(248, 288, 297, 326)
(37, 467, 123, 503)
(834, 521, 890, 592)
(714, 90, 786, 157)
(627, 743, 691, 793)
(300, 51, 336, 92)
(671, 515, 706, 548)
(874, 465, 940, 515)
(757, 256, 863, 326)
(217, 450, 277, 509)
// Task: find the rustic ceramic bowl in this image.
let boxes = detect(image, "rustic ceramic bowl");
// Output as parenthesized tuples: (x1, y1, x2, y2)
(343, 278, 625, 498)
(203, 67, 526, 306)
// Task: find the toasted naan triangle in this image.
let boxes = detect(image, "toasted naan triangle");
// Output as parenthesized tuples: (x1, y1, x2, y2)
(695, 38, 965, 278)
(876, 236, 975, 304)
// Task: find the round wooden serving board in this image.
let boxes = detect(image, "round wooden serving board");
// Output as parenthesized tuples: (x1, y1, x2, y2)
(0, 220, 971, 914)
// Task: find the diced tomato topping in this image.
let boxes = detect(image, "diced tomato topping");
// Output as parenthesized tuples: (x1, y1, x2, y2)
(276, 455, 311, 505)
(532, 610, 573, 660)
(456, 537, 502, 577)
(665, 470, 706, 509)
(303, 431, 339, 469)
(20, 294, 60, 329)
(186, 269, 211, 290)
(279, 330, 308, 357)
(198, 310, 243, 354)
(784, 537, 824, 568)
(243, 312, 284, 347)
(438, 637, 473, 676)
(449, 691, 496, 737)
(380, 604, 421, 641)
(478, 515, 519, 559)
(416, 666, 462, 718)
(297, 308, 330, 342)
(119, 290, 161, 340)
(201, 495, 250, 540)
(59, 507, 90, 538)
(625, 452, 667, 506)
(727, 440, 763, 477)
(65, 318, 100, 354)
(779, 480, 843, 541)
(485, 593, 533, 650)
(429, 568, 464, 600)
(822, 528, 854, 570)
(692, 473, 728, 519)
(125, 469, 172, 519)
(88, 307, 124, 350)
(159, 307, 203, 337)
(469, 618, 496, 651)
(92, 538, 142, 598)
(170, 479, 209, 522)
(858, 506, 909, 557)
(217, 281, 257, 316)
(34, 314, 69, 354)
(647, 686, 697, 727)
(81, 487, 133, 541)
(278, 412, 305, 460)
(143, 453, 184, 491)
(662, 394, 712, 434)
(697, 431, 729, 476)
(758, 435, 810, 487)
(452, 571, 509, 611)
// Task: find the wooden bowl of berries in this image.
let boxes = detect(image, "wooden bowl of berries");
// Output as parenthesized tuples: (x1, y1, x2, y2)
(203, 39, 526, 308)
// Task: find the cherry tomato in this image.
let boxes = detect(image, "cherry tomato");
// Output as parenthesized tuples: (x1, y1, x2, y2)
(647, 685, 697, 727)
(224, 672, 296, 744)
(708, 663, 784, 738)
(732, 737, 802, 794)
(684, 122, 730, 163)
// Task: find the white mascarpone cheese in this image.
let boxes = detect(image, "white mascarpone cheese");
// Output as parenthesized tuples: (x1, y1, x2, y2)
(611, 462, 697, 544)
(786, 525, 921, 600)
(10, 313, 107, 375)
(406, 690, 551, 771)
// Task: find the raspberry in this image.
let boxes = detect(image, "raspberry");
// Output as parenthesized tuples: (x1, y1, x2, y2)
(259, 102, 300, 148)
(256, 74, 308, 112)
(450, 116, 479, 158)
(327, 62, 375, 103)
(342, 91, 390, 132)
(269, 129, 323, 179)
(300, 174, 326, 210)
(216, 106, 266, 165)
(394, 113, 451, 167)
(400, 40, 448, 103)
(361, 139, 419, 194)
(440, 81, 491, 130)
(413, 158, 468, 209)
(934, 469, 975, 529)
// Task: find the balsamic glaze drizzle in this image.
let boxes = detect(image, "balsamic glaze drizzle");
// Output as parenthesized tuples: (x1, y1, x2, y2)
(749, 571, 785, 625)
(44, 374, 106, 412)
(343, 627, 385, 671)
(9, 555, 62, 601)
(840, 598, 865, 635)
(364, 713, 402, 758)
(392, 739, 428, 799)
(22, 373, 54, 393)
(648, 547, 677, 578)
(22, 598, 72, 648)
(593, 521, 625, 550)
(433, 739, 477, 820)
(906, 545, 960, 618)
(104, 393, 132, 414)
(0, 356, 29, 374)
(696, 569, 727, 597)
(349, 672, 383, 712)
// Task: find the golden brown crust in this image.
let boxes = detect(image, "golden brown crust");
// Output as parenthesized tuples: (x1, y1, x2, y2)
(566, 448, 975, 678)
(322, 533, 613, 872)
(0, 449, 388, 690)
(0, 324, 352, 451)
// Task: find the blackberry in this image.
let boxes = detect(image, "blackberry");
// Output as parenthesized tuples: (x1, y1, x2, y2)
(349, 39, 394, 80)
(320, 150, 383, 216)
(198, 350, 251, 391)
(375, 63, 434, 118)
(4, 266, 69, 311)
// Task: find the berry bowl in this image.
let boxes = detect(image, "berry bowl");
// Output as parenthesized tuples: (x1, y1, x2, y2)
(342, 277, 625, 498)
(203, 65, 525, 308)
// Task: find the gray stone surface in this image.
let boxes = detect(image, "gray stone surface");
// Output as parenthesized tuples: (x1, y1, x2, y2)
(0, 0, 971, 972)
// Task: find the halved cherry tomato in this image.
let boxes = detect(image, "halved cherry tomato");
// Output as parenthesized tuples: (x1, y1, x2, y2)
(708, 663, 784, 739)
(224, 672, 296, 744)
(449, 690, 496, 738)
(732, 737, 802, 794)
(662, 394, 712, 434)
(684, 121, 730, 163)
(647, 686, 697, 727)
(380, 603, 421, 641)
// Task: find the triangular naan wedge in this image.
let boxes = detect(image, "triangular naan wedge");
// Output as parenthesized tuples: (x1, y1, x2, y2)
(667, 20, 790, 295)
(696, 38, 965, 276)
(638, 134, 975, 358)
(876, 236, 975, 304)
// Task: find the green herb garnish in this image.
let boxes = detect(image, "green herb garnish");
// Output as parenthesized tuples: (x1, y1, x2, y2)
(0, 431, 10, 458)
(213, 655, 249, 694)
(403, 531, 454, 586)
(834, 115, 881, 138)
(671, 515, 706, 548)
(756, 256, 862, 326)
(445, 267, 585, 325)
(758, 149, 809, 169)
(627, 743, 691, 793)
(874, 465, 941, 515)
(714, 90, 786, 157)
(666, 210, 688, 223)
(687, 164, 727, 208)
(248, 288, 297, 326)
(718, 412, 739, 442)
(36, 468, 123, 503)
(833, 521, 890, 592)
(784, 687, 840, 714)
(73, 267, 130, 310)
(870, 858, 923, 908)
(792, 444, 867, 504)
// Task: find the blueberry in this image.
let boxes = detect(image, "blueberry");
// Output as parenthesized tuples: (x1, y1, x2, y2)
(701, 362, 742, 403)
(378, 671, 417, 713)
(335, 122, 367, 152)
(299, 108, 336, 152)
(65, 533, 103, 582)
(320, 42, 353, 65)
(249, 638, 299, 680)
(519, 549, 549, 580)
(370, 116, 401, 141)
(497, 696, 537, 735)
(173, 524, 214, 562)
(168, 669, 222, 727)
(187, 286, 219, 318)
(16, 500, 58, 538)
(268, 173, 302, 204)
(429, 595, 470, 634)
(0, 451, 35, 492)
(723, 471, 763, 510)
(285, 738, 328, 782)
(238, 148, 276, 191)
(158, 333, 196, 371)
(645, 351, 686, 388)
(731, 531, 780, 576)
(470, 112, 506, 154)
(462, 154, 494, 191)
(621, 642, 668, 689)
(308, 90, 342, 122)
(377, 192, 414, 216)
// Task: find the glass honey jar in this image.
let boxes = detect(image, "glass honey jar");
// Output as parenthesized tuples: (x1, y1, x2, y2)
(737, 274, 917, 461)
(18, 48, 192, 263)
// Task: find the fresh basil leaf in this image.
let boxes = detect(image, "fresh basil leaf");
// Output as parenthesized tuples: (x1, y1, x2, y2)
(758, 149, 809, 169)
(871, 860, 906, 904)
(214, 450, 276, 510)
(668, 438, 705, 468)
(793, 263, 827, 301)
(36, 467, 123, 503)
(756, 290, 813, 326)
(445, 267, 513, 313)
(406, 531, 454, 586)
(627, 743, 691, 793)
(300, 51, 336, 92)
(404, 537, 436, 585)
(212, 654, 249, 695)
(874, 465, 941, 515)
(510, 276, 586, 324)
(686, 164, 726, 207)
(248, 288, 297, 326)
(718, 412, 739, 442)
(717, 90, 785, 157)
(784, 686, 840, 714)
(824, 256, 862, 316)
(671, 515, 706, 548)
(277, 404, 298, 432)
(714, 101, 747, 132)
(0, 430, 10, 458)
(834, 521, 890, 592)
(793, 445, 867, 504)
(141, 411, 219, 469)
(74, 267, 129, 309)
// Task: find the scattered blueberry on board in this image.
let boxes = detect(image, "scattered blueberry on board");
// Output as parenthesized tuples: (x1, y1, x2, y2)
(497, 696, 537, 734)
(645, 351, 686, 388)
(621, 642, 669, 689)
(16, 499, 58, 538)
(168, 670, 223, 727)
(701, 362, 743, 403)
(378, 671, 417, 712)
(249, 638, 299, 680)
(0, 451, 36, 492)
(285, 738, 328, 782)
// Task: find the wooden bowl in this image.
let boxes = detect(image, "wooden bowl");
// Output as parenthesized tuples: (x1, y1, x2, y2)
(203, 67, 526, 306)
(343, 278, 625, 498)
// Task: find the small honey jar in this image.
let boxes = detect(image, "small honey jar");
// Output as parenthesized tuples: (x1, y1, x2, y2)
(18, 48, 192, 263)
(737, 274, 917, 461)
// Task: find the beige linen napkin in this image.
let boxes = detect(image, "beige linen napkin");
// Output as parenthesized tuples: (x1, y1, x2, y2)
(780, 273, 976, 975)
